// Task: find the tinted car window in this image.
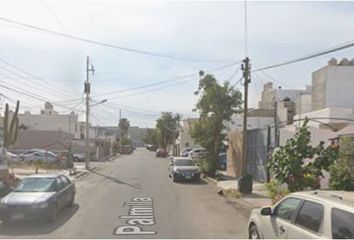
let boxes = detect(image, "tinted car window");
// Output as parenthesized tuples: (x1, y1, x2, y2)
(332, 208, 354, 239)
(174, 159, 195, 166)
(295, 201, 324, 233)
(274, 197, 302, 221)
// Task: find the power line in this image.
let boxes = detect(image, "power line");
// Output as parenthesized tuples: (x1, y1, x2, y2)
(0, 16, 237, 63)
(0, 66, 69, 99)
(0, 57, 79, 98)
(253, 39, 354, 72)
(42, 0, 87, 57)
(92, 61, 240, 98)
(226, 67, 241, 82)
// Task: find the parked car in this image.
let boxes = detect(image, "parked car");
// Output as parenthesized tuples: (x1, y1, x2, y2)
(19, 150, 57, 163)
(146, 144, 157, 151)
(180, 147, 192, 157)
(6, 151, 20, 163)
(0, 181, 12, 199)
(73, 153, 85, 162)
(217, 152, 227, 170)
(188, 148, 207, 159)
(0, 174, 76, 224)
(156, 148, 167, 158)
(248, 190, 354, 239)
(168, 157, 200, 182)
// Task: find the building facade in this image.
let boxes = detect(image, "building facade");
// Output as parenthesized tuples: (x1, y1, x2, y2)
(312, 58, 354, 111)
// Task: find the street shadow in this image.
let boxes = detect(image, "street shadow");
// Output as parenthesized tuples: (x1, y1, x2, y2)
(0, 204, 79, 236)
(91, 170, 142, 190)
(173, 179, 207, 185)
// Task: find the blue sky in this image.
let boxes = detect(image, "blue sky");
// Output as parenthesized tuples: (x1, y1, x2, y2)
(0, 1, 354, 127)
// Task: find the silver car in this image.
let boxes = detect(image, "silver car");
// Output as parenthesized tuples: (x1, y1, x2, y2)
(0, 174, 75, 224)
(248, 191, 354, 239)
(19, 150, 58, 163)
(168, 157, 200, 182)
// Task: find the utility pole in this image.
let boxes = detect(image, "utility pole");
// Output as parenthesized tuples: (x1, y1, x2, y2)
(274, 101, 278, 148)
(119, 108, 122, 151)
(241, 57, 250, 177)
(85, 56, 94, 170)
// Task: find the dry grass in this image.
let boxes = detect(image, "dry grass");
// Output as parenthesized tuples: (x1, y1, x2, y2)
(223, 189, 241, 199)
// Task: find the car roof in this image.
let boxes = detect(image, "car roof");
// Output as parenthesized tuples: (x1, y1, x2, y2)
(289, 190, 354, 208)
(173, 157, 193, 161)
(24, 174, 64, 179)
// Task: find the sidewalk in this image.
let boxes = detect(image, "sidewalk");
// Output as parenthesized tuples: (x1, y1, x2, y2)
(10, 162, 95, 179)
(203, 172, 272, 215)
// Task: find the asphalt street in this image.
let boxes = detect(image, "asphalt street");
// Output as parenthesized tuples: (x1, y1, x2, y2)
(0, 148, 249, 239)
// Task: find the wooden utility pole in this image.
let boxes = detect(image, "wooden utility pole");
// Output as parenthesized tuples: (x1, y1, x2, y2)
(241, 57, 250, 176)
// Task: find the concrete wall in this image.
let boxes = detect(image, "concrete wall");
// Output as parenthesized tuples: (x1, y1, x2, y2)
(293, 107, 354, 129)
(312, 63, 354, 111)
(227, 116, 274, 131)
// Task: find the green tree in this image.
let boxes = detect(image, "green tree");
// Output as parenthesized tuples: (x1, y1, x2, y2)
(143, 128, 158, 146)
(119, 118, 130, 138)
(190, 72, 242, 175)
(269, 119, 338, 192)
(329, 136, 354, 190)
(156, 112, 181, 150)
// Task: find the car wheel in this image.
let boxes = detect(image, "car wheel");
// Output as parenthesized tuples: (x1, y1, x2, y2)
(48, 203, 58, 222)
(249, 224, 260, 239)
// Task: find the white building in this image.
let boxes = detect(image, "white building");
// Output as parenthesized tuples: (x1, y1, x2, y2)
(258, 82, 311, 110)
(312, 58, 354, 111)
(175, 118, 201, 154)
(14, 102, 81, 139)
(226, 109, 274, 131)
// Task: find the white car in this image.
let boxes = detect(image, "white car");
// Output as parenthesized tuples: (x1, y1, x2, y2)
(187, 148, 207, 159)
(248, 190, 354, 239)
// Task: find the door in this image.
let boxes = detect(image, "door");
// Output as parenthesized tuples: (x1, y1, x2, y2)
(60, 176, 73, 205)
(56, 177, 66, 209)
(287, 200, 324, 238)
(262, 197, 303, 238)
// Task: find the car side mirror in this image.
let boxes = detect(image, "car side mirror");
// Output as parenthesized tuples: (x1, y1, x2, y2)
(260, 207, 272, 216)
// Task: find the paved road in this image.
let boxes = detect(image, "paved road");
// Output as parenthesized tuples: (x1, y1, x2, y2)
(0, 148, 249, 239)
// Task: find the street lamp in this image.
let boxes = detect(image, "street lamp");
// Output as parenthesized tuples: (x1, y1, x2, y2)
(85, 99, 108, 170)
(90, 99, 108, 108)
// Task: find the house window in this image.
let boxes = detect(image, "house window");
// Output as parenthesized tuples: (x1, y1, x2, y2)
(41, 110, 44, 114)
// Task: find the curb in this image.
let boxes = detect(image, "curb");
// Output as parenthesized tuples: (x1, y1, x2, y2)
(72, 166, 96, 179)
(203, 174, 262, 214)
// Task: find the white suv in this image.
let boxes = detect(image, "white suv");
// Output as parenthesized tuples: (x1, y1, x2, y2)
(248, 191, 354, 239)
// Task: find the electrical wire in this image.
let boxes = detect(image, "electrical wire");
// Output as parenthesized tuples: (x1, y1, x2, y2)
(0, 57, 79, 98)
(0, 16, 238, 63)
(253, 40, 354, 72)
(92, 61, 240, 98)
(41, 0, 87, 57)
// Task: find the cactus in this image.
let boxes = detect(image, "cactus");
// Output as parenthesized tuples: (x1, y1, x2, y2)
(3, 101, 20, 148)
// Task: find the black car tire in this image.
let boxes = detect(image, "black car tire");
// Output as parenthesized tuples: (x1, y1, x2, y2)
(249, 224, 260, 239)
(48, 203, 58, 222)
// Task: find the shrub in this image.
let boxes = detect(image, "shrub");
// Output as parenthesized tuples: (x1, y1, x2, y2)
(329, 136, 354, 191)
(266, 179, 290, 204)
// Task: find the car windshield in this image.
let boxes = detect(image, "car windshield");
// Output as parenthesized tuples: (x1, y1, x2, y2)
(14, 178, 56, 193)
(174, 159, 195, 166)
